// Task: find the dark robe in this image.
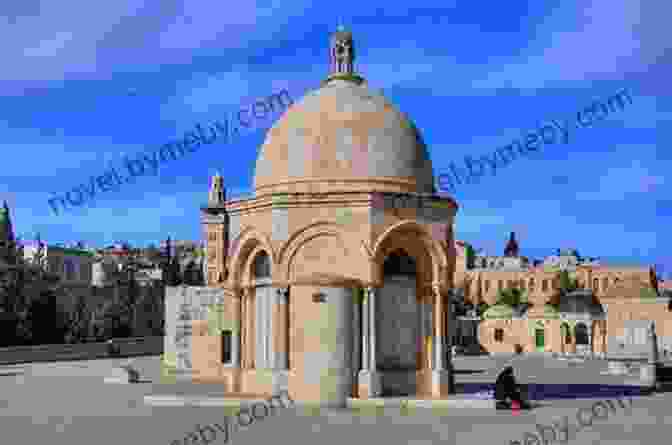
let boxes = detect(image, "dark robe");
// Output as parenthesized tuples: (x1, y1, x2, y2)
(494, 367, 523, 405)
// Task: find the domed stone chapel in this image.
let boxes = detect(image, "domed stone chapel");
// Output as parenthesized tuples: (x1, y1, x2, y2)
(172, 27, 461, 407)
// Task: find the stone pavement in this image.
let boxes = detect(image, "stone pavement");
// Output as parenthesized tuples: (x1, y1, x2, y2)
(0, 355, 669, 445)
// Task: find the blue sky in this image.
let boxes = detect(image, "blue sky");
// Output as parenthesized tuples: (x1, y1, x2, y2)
(1, 1, 670, 277)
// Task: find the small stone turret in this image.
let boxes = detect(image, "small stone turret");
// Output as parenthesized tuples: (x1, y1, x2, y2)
(208, 172, 226, 206)
(202, 175, 229, 285)
(504, 231, 519, 258)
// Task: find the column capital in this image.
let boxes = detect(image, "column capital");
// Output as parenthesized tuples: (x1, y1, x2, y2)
(276, 287, 289, 304)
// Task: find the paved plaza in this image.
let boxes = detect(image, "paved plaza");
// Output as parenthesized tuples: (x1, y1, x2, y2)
(0, 355, 669, 445)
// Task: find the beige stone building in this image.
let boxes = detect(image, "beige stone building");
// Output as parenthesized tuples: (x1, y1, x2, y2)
(453, 240, 670, 357)
(170, 27, 462, 407)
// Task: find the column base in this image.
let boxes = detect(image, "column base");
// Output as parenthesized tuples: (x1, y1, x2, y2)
(271, 370, 289, 394)
(431, 369, 454, 397)
(640, 363, 658, 387)
(357, 370, 382, 399)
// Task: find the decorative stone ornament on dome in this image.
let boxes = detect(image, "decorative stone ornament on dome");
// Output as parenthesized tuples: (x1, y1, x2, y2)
(324, 26, 365, 86)
(208, 172, 226, 206)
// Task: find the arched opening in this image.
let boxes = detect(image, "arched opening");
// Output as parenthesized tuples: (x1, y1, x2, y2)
(574, 322, 590, 355)
(253, 251, 271, 279)
(575, 323, 589, 344)
(252, 251, 273, 369)
(560, 323, 571, 354)
(378, 249, 419, 396)
(535, 324, 545, 352)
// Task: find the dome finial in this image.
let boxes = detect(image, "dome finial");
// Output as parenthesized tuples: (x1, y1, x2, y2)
(325, 26, 364, 86)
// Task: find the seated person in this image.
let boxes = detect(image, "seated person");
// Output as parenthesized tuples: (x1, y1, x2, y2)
(494, 366, 531, 409)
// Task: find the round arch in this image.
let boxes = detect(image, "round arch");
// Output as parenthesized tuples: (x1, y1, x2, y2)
(278, 221, 369, 283)
(575, 322, 589, 345)
(372, 221, 447, 286)
(228, 227, 276, 286)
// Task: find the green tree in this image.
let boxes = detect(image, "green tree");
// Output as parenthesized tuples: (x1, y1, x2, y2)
(476, 301, 490, 316)
(64, 295, 90, 343)
(495, 287, 525, 307)
(464, 244, 476, 269)
(557, 270, 579, 295)
(22, 290, 69, 345)
(91, 300, 132, 340)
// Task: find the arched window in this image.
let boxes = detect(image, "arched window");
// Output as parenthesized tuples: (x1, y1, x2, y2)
(253, 252, 271, 279)
(383, 249, 416, 276)
(575, 323, 589, 345)
(252, 251, 272, 369)
(542, 279, 549, 292)
(593, 278, 599, 291)
(529, 278, 535, 290)
(602, 277, 609, 291)
(484, 280, 490, 293)
(494, 328, 504, 342)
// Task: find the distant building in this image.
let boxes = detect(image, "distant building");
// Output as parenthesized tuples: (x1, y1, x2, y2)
(23, 242, 94, 286)
(454, 234, 666, 356)
(543, 248, 600, 270)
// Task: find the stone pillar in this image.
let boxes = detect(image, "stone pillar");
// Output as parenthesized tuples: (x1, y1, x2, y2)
(431, 284, 452, 396)
(640, 321, 659, 389)
(601, 322, 607, 358)
(275, 287, 289, 369)
(352, 288, 361, 396)
(433, 285, 445, 371)
(232, 291, 241, 368)
(417, 292, 426, 369)
(240, 288, 247, 368)
(245, 287, 255, 369)
(361, 288, 369, 370)
(369, 286, 378, 371)
(357, 286, 381, 398)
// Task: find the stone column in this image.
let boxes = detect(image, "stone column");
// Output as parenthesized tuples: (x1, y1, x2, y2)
(369, 286, 378, 372)
(433, 285, 445, 371)
(232, 291, 241, 368)
(357, 286, 381, 398)
(640, 321, 659, 388)
(275, 287, 289, 370)
(361, 288, 369, 370)
(431, 284, 452, 396)
(245, 287, 255, 369)
(601, 322, 607, 358)
(417, 292, 425, 369)
(352, 288, 361, 396)
(236, 289, 247, 369)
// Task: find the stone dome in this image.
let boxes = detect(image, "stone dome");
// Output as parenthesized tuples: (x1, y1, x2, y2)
(254, 79, 435, 195)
